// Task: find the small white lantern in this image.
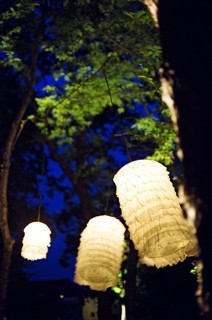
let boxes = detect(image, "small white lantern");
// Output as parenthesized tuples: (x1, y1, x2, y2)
(21, 221, 51, 261)
(74, 215, 126, 291)
(113, 159, 198, 268)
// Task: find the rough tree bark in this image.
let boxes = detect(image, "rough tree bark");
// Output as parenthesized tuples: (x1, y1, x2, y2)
(144, 0, 212, 318)
(0, 49, 38, 319)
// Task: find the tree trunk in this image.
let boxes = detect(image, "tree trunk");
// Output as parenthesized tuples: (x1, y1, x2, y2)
(0, 50, 38, 319)
(0, 239, 15, 319)
(144, 0, 212, 318)
(0, 106, 29, 319)
(98, 290, 113, 320)
(125, 240, 138, 320)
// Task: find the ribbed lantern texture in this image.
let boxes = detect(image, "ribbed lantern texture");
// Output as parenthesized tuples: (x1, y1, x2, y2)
(74, 215, 126, 291)
(113, 160, 198, 268)
(21, 221, 51, 261)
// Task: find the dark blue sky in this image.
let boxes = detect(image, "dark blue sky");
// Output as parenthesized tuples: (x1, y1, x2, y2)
(23, 160, 76, 281)
(25, 232, 75, 281)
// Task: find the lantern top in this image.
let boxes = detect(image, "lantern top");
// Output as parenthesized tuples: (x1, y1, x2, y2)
(85, 215, 125, 233)
(114, 159, 167, 180)
(23, 221, 51, 234)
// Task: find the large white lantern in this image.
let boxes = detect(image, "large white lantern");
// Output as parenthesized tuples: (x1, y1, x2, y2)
(74, 215, 126, 291)
(21, 221, 51, 260)
(113, 159, 198, 268)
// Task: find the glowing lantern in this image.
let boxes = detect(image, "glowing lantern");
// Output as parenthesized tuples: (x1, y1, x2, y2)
(74, 215, 125, 291)
(113, 159, 198, 268)
(21, 221, 51, 261)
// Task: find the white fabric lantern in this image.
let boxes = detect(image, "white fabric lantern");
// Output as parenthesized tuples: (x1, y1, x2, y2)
(21, 221, 51, 260)
(113, 159, 198, 268)
(74, 215, 126, 291)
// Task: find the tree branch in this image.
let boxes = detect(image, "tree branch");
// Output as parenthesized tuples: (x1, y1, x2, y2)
(44, 136, 93, 223)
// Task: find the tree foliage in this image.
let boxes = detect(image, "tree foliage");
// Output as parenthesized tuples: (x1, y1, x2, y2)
(0, 1, 181, 319)
(0, 0, 175, 248)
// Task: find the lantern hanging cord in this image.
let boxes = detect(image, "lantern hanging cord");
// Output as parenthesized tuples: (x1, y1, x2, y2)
(37, 144, 45, 221)
(103, 69, 133, 162)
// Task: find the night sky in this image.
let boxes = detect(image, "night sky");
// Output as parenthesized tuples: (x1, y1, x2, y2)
(25, 232, 75, 281)
(23, 160, 76, 281)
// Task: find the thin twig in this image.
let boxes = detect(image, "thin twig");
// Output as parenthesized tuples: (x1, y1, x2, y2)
(103, 69, 133, 162)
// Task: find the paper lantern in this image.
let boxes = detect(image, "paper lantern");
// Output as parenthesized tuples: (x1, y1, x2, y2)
(74, 215, 125, 291)
(113, 159, 198, 268)
(21, 221, 51, 261)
